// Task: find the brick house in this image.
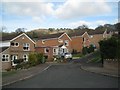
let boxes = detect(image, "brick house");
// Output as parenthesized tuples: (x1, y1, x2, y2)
(35, 32, 72, 61)
(1, 33, 36, 70)
(69, 30, 112, 53)
(0, 47, 11, 70)
(69, 31, 91, 53)
(88, 30, 112, 48)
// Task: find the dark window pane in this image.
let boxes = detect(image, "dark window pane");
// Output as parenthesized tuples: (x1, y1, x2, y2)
(16, 43, 18, 46)
(11, 42, 14, 46)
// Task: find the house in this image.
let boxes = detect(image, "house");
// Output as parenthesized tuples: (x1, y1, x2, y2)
(0, 47, 11, 70)
(1, 33, 36, 70)
(69, 29, 113, 53)
(0, 33, 20, 47)
(69, 31, 91, 53)
(88, 29, 112, 48)
(35, 32, 72, 61)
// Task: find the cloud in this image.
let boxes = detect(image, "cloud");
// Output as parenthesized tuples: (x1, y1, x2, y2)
(3, 2, 54, 23)
(54, 0, 111, 19)
(68, 20, 110, 29)
(69, 21, 91, 28)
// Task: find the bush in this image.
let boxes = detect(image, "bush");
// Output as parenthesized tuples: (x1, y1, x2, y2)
(87, 44, 95, 53)
(28, 53, 38, 66)
(36, 53, 46, 64)
(13, 59, 24, 64)
(82, 47, 88, 55)
(99, 36, 118, 59)
(28, 53, 45, 66)
(82, 45, 95, 55)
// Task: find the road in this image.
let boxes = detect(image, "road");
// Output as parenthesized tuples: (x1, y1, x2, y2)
(3, 63, 118, 88)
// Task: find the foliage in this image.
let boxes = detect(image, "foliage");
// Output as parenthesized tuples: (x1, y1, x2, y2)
(87, 44, 95, 53)
(36, 53, 46, 64)
(13, 59, 24, 64)
(82, 47, 88, 55)
(15, 28, 26, 34)
(28, 53, 38, 66)
(28, 53, 46, 66)
(82, 45, 95, 55)
(99, 36, 119, 59)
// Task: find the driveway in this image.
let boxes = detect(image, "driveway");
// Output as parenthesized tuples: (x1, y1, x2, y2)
(3, 63, 118, 88)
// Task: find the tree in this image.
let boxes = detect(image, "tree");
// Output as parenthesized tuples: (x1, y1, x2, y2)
(15, 28, 26, 34)
(76, 24, 88, 30)
(48, 28, 55, 32)
(99, 36, 118, 59)
(82, 47, 88, 55)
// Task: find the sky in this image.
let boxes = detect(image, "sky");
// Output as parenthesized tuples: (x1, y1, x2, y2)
(0, 0, 119, 32)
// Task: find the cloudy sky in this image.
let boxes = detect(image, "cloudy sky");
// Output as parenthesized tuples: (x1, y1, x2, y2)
(1, 0, 119, 32)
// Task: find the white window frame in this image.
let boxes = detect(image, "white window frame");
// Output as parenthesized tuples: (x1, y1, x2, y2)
(2, 54, 9, 62)
(23, 43, 30, 51)
(53, 48, 56, 53)
(64, 40, 69, 46)
(23, 54, 28, 62)
(44, 48, 49, 53)
(11, 42, 19, 47)
(58, 39, 63, 43)
(11, 55, 18, 66)
(42, 40, 45, 44)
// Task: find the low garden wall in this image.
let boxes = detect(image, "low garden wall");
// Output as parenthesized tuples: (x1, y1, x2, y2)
(103, 59, 119, 70)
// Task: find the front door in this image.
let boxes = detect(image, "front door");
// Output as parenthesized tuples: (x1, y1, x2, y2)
(11, 55, 18, 66)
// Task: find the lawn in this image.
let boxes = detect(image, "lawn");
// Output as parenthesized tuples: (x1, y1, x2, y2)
(72, 53, 83, 59)
(2, 71, 17, 77)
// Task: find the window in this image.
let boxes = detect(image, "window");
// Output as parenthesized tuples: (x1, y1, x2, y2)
(90, 35, 93, 38)
(53, 48, 57, 54)
(42, 40, 45, 44)
(23, 43, 30, 51)
(23, 54, 28, 62)
(44, 48, 49, 53)
(11, 42, 19, 47)
(83, 38, 86, 42)
(64, 40, 69, 46)
(2, 54, 9, 62)
(58, 39, 63, 43)
(53, 48, 56, 53)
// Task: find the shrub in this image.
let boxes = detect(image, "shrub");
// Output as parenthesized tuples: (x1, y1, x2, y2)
(36, 53, 45, 64)
(87, 44, 95, 53)
(28, 53, 38, 66)
(99, 36, 118, 59)
(13, 59, 24, 64)
(82, 47, 88, 55)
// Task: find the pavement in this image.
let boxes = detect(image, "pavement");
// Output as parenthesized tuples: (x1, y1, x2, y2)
(80, 64, 119, 78)
(72, 52, 119, 78)
(2, 63, 50, 86)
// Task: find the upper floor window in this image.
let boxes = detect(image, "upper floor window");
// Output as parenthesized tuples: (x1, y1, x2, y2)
(64, 40, 69, 46)
(83, 38, 86, 42)
(11, 42, 19, 47)
(23, 43, 30, 51)
(44, 48, 49, 53)
(42, 40, 45, 44)
(90, 35, 93, 38)
(58, 39, 63, 43)
(2, 54, 9, 62)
